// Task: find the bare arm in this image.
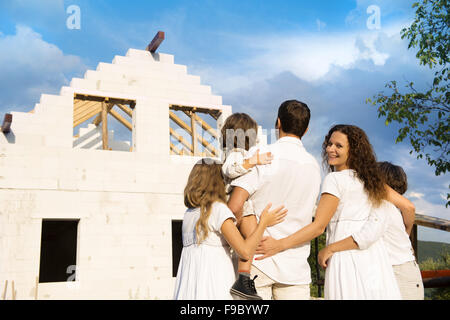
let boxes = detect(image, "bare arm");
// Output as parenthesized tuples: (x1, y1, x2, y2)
(279, 194, 339, 249)
(255, 193, 339, 260)
(318, 236, 359, 268)
(227, 186, 250, 223)
(221, 204, 287, 261)
(385, 185, 415, 235)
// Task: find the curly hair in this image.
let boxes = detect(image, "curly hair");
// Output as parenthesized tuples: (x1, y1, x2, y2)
(184, 159, 227, 244)
(322, 124, 386, 206)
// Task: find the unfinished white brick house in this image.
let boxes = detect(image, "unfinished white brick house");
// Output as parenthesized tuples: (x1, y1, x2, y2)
(0, 44, 235, 299)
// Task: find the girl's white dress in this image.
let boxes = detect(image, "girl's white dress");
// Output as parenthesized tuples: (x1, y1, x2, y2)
(322, 170, 401, 300)
(173, 201, 237, 300)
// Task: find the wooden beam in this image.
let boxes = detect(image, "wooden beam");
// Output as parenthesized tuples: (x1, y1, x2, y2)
(74, 99, 97, 111)
(74, 101, 101, 118)
(102, 101, 108, 150)
(11, 280, 15, 300)
(2, 113, 12, 134)
(101, 104, 109, 151)
(170, 111, 218, 156)
(73, 104, 102, 127)
(421, 269, 450, 279)
(199, 136, 218, 156)
(146, 31, 165, 53)
(169, 111, 192, 135)
(170, 128, 193, 154)
(170, 143, 182, 155)
(93, 103, 114, 126)
(423, 276, 450, 289)
(170, 104, 221, 120)
(182, 111, 218, 139)
(35, 276, 39, 300)
(109, 109, 133, 131)
(415, 213, 450, 231)
(74, 94, 135, 106)
(2, 280, 7, 300)
(116, 104, 133, 117)
(190, 111, 198, 156)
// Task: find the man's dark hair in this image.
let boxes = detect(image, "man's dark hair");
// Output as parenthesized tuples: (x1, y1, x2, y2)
(277, 100, 311, 138)
(377, 161, 408, 195)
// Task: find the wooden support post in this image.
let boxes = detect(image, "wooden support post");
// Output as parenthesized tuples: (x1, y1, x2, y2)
(35, 277, 38, 300)
(410, 224, 418, 260)
(2, 113, 12, 134)
(11, 280, 15, 300)
(190, 111, 198, 156)
(102, 101, 109, 150)
(2, 280, 7, 300)
(146, 31, 165, 53)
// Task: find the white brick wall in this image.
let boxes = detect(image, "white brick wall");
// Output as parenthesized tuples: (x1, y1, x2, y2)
(0, 48, 233, 300)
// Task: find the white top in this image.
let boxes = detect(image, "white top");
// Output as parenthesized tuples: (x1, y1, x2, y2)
(181, 201, 236, 247)
(352, 200, 416, 266)
(231, 137, 321, 285)
(321, 170, 401, 299)
(173, 201, 237, 300)
(222, 147, 255, 180)
(222, 146, 258, 216)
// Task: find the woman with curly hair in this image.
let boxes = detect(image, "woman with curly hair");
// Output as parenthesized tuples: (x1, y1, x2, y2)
(255, 124, 414, 299)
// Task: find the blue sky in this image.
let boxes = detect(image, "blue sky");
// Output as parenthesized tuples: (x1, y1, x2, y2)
(0, 0, 448, 243)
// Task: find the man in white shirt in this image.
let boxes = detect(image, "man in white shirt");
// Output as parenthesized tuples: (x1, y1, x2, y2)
(228, 100, 321, 300)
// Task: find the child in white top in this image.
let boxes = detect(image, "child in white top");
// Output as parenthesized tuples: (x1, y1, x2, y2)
(220, 113, 273, 299)
(173, 159, 286, 300)
(340, 162, 424, 299)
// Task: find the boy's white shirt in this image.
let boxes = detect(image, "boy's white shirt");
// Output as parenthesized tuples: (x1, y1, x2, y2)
(222, 146, 260, 217)
(222, 146, 259, 180)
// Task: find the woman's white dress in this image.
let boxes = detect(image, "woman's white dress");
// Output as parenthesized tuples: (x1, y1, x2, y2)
(173, 201, 237, 300)
(322, 170, 401, 300)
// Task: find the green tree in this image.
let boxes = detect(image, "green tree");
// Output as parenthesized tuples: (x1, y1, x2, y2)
(308, 233, 326, 298)
(367, 0, 449, 206)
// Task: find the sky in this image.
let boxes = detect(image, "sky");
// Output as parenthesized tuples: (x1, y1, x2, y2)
(0, 0, 448, 243)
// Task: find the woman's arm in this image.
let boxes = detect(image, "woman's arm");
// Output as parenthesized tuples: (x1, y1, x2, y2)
(254, 193, 339, 260)
(221, 204, 287, 260)
(350, 203, 388, 250)
(318, 236, 359, 268)
(385, 185, 415, 235)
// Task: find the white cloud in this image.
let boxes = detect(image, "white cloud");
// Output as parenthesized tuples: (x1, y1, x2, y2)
(407, 192, 425, 200)
(194, 20, 417, 97)
(0, 25, 86, 111)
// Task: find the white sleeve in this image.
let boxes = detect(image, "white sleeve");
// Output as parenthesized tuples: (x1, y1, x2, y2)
(351, 201, 389, 250)
(230, 166, 261, 196)
(210, 202, 236, 232)
(321, 173, 341, 199)
(222, 150, 250, 179)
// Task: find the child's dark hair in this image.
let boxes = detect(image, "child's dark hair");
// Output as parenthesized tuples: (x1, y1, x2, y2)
(378, 161, 408, 195)
(221, 113, 258, 151)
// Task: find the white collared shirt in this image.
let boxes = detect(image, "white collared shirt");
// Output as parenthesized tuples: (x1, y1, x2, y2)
(231, 137, 321, 285)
